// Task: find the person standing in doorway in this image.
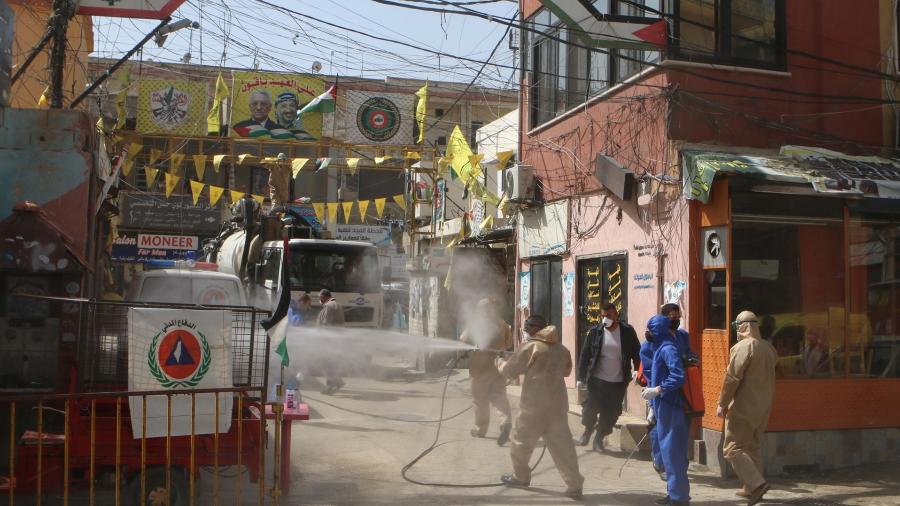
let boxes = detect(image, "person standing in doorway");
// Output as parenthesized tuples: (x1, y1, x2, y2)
(576, 303, 641, 451)
(496, 316, 584, 499)
(718, 311, 777, 506)
(317, 288, 345, 395)
(460, 299, 513, 445)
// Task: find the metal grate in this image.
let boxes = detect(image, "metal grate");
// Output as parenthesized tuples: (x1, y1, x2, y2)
(77, 300, 270, 393)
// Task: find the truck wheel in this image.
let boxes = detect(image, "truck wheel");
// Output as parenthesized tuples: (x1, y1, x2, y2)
(128, 467, 188, 506)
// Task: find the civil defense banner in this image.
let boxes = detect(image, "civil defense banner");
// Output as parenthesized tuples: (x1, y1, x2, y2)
(128, 308, 232, 438)
(230, 71, 326, 140)
(136, 79, 208, 136)
(341, 90, 415, 145)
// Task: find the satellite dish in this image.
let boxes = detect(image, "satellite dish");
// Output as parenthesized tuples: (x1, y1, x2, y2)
(311, 61, 323, 73)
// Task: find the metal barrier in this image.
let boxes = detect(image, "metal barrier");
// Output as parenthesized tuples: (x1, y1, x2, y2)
(0, 298, 283, 505)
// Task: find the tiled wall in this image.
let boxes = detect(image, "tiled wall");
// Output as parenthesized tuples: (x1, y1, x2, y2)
(702, 427, 900, 476)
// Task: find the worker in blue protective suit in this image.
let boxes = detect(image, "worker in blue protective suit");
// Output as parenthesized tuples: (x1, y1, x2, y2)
(642, 314, 690, 506)
(639, 334, 666, 480)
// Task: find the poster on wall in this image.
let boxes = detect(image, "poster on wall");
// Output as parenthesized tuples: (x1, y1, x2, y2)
(136, 80, 208, 135)
(562, 272, 575, 317)
(518, 271, 531, 309)
(341, 90, 415, 145)
(230, 72, 326, 140)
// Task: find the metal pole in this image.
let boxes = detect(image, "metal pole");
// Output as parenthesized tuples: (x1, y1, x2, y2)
(10, 27, 53, 85)
(49, 0, 74, 108)
(69, 16, 172, 109)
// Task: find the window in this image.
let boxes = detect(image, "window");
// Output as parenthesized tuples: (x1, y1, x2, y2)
(530, 256, 563, 331)
(729, 195, 898, 379)
(287, 244, 381, 294)
(526, 2, 661, 128)
(671, 0, 786, 69)
(469, 121, 484, 149)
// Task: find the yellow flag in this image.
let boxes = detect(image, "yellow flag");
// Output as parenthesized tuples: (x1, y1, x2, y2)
(251, 194, 266, 206)
(170, 153, 185, 175)
(145, 167, 159, 188)
(230, 190, 245, 203)
(327, 203, 338, 224)
(496, 150, 514, 169)
(415, 82, 427, 144)
(213, 154, 227, 172)
(37, 86, 50, 108)
(209, 185, 225, 206)
(237, 153, 255, 165)
(375, 198, 386, 218)
(149, 148, 162, 166)
(114, 67, 131, 130)
(313, 203, 325, 223)
(291, 158, 309, 178)
(437, 156, 450, 175)
(468, 154, 484, 172)
(405, 151, 421, 160)
(374, 156, 391, 165)
(192, 155, 207, 181)
(128, 142, 143, 158)
(342, 201, 353, 224)
(480, 214, 494, 230)
(121, 160, 135, 177)
(190, 180, 205, 205)
(446, 125, 482, 183)
(346, 158, 360, 175)
(164, 172, 181, 198)
(498, 193, 510, 217)
(358, 200, 370, 220)
(393, 194, 407, 212)
(207, 72, 230, 134)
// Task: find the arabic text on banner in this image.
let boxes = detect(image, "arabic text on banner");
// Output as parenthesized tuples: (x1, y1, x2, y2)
(230, 72, 326, 140)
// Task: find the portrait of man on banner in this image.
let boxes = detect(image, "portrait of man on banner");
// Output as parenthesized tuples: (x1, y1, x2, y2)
(230, 72, 326, 140)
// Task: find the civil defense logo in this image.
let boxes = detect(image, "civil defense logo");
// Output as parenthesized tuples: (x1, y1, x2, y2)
(147, 323, 211, 388)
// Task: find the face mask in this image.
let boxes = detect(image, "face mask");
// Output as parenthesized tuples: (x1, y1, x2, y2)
(601, 317, 613, 328)
(670, 319, 680, 330)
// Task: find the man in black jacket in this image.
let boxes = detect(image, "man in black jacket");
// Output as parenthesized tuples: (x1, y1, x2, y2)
(575, 302, 641, 451)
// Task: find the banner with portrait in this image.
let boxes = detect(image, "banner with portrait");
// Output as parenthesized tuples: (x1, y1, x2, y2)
(136, 80, 208, 136)
(341, 90, 415, 145)
(230, 72, 326, 140)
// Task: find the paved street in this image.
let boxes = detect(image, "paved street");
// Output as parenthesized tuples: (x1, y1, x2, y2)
(284, 365, 900, 506)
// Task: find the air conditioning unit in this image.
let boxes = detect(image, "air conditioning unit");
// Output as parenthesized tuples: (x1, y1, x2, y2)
(505, 164, 534, 202)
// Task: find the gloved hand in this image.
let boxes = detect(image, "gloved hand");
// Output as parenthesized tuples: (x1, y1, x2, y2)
(576, 381, 587, 391)
(641, 386, 662, 401)
(647, 409, 656, 424)
(494, 356, 506, 370)
(631, 370, 638, 381)
(716, 405, 726, 418)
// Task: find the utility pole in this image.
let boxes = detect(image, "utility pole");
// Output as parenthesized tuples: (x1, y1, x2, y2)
(49, 0, 75, 108)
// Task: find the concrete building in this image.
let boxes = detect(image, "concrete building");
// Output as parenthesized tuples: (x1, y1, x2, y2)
(516, 0, 900, 474)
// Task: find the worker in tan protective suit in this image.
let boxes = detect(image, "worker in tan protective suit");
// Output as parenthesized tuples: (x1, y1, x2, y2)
(460, 299, 513, 445)
(717, 311, 777, 506)
(496, 315, 584, 499)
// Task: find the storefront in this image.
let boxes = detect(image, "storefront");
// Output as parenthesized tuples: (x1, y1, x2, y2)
(685, 150, 900, 473)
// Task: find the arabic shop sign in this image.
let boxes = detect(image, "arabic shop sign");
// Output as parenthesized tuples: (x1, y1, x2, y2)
(120, 192, 222, 233)
(111, 232, 200, 263)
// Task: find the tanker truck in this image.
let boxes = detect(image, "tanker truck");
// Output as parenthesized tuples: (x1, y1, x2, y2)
(203, 197, 383, 328)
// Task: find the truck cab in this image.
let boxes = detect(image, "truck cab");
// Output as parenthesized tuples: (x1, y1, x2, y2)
(256, 239, 383, 328)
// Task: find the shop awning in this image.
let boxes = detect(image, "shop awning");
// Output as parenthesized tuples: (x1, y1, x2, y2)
(682, 147, 900, 203)
(0, 201, 87, 272)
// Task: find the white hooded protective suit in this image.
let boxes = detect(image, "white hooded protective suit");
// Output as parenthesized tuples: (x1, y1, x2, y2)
(719, 310, 777, 493)
(460, 316, 512, 435)
(497, 325, 584, 494)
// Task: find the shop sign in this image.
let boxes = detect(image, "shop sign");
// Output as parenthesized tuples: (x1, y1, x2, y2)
(111, 232, 199, 263)
(334, 225, 392, 246)
(517, 200, 568, 258)
(120, 192, 222, 234)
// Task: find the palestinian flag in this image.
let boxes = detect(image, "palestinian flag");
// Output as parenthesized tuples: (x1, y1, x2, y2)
(297, 86, 336, 116)
(269, 127, 295, 140)
(234, 123, 271, 138)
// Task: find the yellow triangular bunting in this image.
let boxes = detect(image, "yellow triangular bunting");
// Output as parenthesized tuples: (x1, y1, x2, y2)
(405, 151, 421, 160)
(375, 198, 386, 218)
(291, 158, 309, 178)
(192, 155, 207, 181)
(374, 156, 391, 165)
(213, 154, 227, 173)
(393, 194, 407, 212)
(209, 185, 224, 206)
(313, 203, 325, 223)
(121, 160, 135, 177)
(342, 201, 353, 224)
(468, 154, 484, 170)
(437, 156, 450, 174)
(148, 148, 162, 166)
(170, 153, 185, 175)
(230, 190, 245, 203)
(251, 194, 266, 206)
(237, 153, 256, 165)
(358, 200, 370, 220)
(327, 203, 338, 224)
(164, 172, 181, 198)
(128, 142, 143, 157)
(496, 150, 514, 169)
(190, 180, 205, 205)
(346, 158, 360, 175)
(145, 167, 159, 188)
